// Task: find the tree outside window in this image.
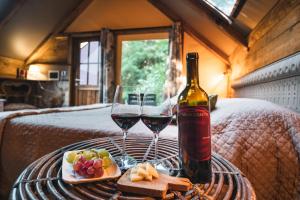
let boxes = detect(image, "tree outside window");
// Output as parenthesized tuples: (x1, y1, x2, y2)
(121, 39, 169, 100)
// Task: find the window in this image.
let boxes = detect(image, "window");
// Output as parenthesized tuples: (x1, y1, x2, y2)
(79, 40, 100, 86)
(204, 0, 237, 16)
(121, 39, 169, 97)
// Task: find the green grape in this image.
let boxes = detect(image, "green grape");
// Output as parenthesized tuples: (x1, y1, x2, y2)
(73, 154, 81, 163)
(102, 156, 112, 168)
(97, 149, 109, 158)
(66, 151, 77, 164)
(83, 150, 97, 160)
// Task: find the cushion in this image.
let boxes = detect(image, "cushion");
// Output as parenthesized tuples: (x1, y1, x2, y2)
(209, 94, 218, 111)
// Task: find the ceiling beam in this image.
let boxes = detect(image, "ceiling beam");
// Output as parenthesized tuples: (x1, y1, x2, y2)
(25, 0, 94, 65)
(188, 0, 248, 47)
(0, 0, 26, 31)
(148, 0, 229, 64)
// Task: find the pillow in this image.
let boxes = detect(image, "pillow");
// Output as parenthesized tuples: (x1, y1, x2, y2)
(4, 103, 37, 111)
(209, 94, 218, 111)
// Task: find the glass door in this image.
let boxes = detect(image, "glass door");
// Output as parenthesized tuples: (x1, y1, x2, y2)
(74, 38, 102, 106)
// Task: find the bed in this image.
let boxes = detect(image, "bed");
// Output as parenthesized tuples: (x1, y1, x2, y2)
(0, 98, 299, 200)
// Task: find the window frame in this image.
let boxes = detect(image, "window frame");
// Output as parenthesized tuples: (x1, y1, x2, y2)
(78, 39, 101, 87)
(201, 0, 242, 19)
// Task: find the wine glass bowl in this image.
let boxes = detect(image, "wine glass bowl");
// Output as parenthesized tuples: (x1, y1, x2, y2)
(111, 85, 140, 169)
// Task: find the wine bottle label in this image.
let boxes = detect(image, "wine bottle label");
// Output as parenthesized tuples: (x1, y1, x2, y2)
(178, 105, 211, 161)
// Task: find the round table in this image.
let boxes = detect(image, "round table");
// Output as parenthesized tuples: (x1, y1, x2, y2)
(10, 136, 256, 199)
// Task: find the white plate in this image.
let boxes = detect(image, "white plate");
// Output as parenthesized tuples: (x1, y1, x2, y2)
(62, 151, 121, 184)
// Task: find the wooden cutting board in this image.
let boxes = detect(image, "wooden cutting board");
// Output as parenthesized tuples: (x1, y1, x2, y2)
(117, 170, 192, 199)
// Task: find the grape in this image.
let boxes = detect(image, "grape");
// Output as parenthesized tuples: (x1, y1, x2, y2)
(66, 151, 77, 164)
(73, 154, 81, 163)
(72, 150, 110, 178)
(97, 149, 109, 158)
(102, 156, 112, 168)
(87, 166, 95, 175)
(93, 159, 102, 169)
(79, 155, 86, 163)
(94, 168, 104, 177)
(84, 160, 94, 168)
(78, 168, 85, 176)
(73, 162, 82, 172)
(83, 150, 96, 160)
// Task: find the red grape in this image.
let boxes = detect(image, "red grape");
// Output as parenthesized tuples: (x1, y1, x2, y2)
(87, 166, 95, 175)
(72, 152, 106, 178)
(93, 159, 102, 169)
(79, 155, 86, 163)
(94, 168, 104, 177)
(84, 160, 94, 168)
(73, 162, 82, 172)
(78, 168, 85, 176)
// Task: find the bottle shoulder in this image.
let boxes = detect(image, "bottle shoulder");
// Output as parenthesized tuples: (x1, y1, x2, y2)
(177, 86, 209, 106)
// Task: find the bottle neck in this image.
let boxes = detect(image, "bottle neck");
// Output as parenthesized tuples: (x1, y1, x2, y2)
(186, 58, 199, 87)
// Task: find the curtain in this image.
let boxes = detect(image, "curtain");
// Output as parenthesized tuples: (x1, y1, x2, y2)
(167, 22, 183, 97)
(100, 28, 116, 103)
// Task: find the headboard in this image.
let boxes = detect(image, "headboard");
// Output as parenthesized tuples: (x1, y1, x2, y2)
(232, 52, 300, 113)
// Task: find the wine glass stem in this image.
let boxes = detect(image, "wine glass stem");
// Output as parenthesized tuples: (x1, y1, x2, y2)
(122, 130, 128, 160)
(154, 132, 159, 164)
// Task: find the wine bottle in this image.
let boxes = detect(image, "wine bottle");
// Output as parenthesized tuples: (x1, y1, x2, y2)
(177, 52, 212, 183)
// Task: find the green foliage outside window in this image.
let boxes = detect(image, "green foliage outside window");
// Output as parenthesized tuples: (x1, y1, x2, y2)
(121, 39, 169, 101)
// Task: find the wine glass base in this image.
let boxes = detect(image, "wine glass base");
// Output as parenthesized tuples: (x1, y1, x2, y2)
(114, 155, 137, 170)
(148, 160, 171, 175)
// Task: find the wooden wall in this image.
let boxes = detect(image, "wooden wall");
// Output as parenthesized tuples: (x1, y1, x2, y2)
(26, 37, 69, 64)
(76, 89, 99, 106)
(0, 56, 24, 78)
(183, 32, 229, 97)
(230, 0, 300, 82)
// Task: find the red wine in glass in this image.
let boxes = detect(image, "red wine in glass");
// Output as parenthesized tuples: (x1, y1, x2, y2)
(111, 113, 140, 130)
(111, 85, 140, 169)
(141, 114, 172, 133)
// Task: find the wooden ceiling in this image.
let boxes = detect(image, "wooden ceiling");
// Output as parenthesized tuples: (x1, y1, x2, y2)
(66, 0, 172, 32)
(236, 0, 279, 29)
(0, 0, 279, 63)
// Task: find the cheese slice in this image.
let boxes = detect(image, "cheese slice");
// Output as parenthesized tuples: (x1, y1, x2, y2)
(137, 167, 148, 177)
(146, 162, 159, 179)
(144, 173, 153, 181)
(129, 162, 159, 182)
(130, 173, 143, 182)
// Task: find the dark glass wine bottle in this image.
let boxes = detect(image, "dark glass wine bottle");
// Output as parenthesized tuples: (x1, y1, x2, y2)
(177, 52, 212, 183)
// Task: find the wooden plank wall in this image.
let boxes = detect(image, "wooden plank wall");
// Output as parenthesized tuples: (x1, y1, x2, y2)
(0, 56, 24, 78)
(76, 89, 99, 105)
(230, 0, 300, 82)
(26, 37, 69, 64)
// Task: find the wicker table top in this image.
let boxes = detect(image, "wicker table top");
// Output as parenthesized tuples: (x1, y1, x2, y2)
(10, 136, 256, 200)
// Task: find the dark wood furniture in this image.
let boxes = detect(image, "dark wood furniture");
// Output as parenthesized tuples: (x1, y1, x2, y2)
(10, 136, 256, 199)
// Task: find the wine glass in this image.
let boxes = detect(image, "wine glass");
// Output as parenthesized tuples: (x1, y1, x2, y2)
(111, 85, 140, 169)
(141, 89, 173, 170)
